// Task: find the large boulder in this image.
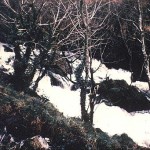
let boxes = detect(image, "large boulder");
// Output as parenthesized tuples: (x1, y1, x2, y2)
(96, 79, 150, 112)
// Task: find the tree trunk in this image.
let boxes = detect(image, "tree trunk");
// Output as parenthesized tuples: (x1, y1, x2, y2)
(13, 44, 33, 91)
(32, 68, 47, 91)
(137, 0, 150, 89)
(89, 68, 95, 124)
(80, 85, 89, 122)
(79, 0, 90, 122)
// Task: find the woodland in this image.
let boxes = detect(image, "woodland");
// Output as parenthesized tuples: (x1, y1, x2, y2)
(0, 0, 150, 149)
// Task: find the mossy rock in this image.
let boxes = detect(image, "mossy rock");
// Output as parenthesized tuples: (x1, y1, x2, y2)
(96, 132, 141, 150)
(97, 79, 150, 112)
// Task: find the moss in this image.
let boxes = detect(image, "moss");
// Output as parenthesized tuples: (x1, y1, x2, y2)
(0, 83, 88, 149)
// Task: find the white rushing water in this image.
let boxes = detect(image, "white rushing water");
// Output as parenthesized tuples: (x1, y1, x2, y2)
(36, 75, 150, 147)
(0, 43, 14, 74)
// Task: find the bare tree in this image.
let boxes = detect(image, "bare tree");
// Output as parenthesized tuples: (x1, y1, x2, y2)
(0, 0, 74, 91)
(113, 0, 150, 88)
(137, 0, 150, 88)
(68, 0, 112, 123)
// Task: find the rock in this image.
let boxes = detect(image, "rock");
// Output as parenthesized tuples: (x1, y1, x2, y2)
(96, 79, 150, 112)
(3, 45, 13, 52)
(20, 135, 49, 150)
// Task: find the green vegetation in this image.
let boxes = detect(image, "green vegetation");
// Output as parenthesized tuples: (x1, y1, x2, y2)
(0, 83, 87, 149)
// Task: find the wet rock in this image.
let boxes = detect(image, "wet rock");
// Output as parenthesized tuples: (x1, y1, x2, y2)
(96, 79, 150, 112)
